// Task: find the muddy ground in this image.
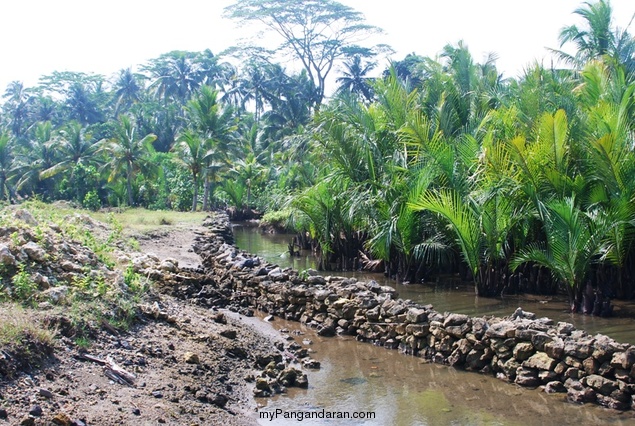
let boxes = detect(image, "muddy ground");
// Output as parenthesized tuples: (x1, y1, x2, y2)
(0, 217, 291, 426)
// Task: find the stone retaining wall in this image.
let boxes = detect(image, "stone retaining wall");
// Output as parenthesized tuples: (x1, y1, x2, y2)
(193, 213, 635, 411)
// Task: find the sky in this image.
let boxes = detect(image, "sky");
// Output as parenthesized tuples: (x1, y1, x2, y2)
(1, 0, 634, 93)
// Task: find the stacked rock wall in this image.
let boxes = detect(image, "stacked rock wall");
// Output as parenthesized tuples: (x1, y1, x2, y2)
(193, 214, 635, 411)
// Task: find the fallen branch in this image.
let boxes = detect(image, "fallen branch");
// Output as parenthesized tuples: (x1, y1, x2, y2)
(75, 352, 136, 386)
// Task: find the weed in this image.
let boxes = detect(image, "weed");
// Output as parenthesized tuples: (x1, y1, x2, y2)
(159, 216, 173, 225)
(10, 231, 21, 247)
(11, 265, 37, 304)
(127, 238, 140, 251)
(74, 336, 91, 349)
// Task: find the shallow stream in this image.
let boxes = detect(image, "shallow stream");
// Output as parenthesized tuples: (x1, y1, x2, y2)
(232, 223, 635, 425)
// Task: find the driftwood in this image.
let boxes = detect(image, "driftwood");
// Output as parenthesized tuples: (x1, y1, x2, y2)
(76, 353, 136, 386)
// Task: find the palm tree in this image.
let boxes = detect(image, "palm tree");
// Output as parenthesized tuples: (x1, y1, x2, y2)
(40, 121, 100, 179)
(511, 197, 607, 311)
(336, 55, 376, 102)
(112, 68, 144, 116)
(2, 81, 31, 138)
(552, 0, 635, 71)
(172, 131, 205, 211)
(100, 115, 157, 206)
(185, 86, 238, 210)
(0, 132, 14, 202)
(12, 121, 57, 197)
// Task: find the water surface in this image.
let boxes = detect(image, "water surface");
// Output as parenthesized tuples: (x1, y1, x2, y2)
(232, 223, 635, 425)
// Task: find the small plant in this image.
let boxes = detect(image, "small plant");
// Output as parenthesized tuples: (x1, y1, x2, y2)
(123, 265, 146, 297)
(74, 336, 91, 349)
(72, 274, 92, 294)
(34, 226, 46, 244)
(159, 216, 173, 225)
(82, 190, 101, 212)
(11, 265, 37, 304)
(10, 231, 21, 247)
(127, 238, 140, 251)
(298, 269, 309, 280)
(95, 274, 109, 296)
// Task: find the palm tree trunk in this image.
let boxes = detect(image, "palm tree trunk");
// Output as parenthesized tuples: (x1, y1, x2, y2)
(126, 162, 134, 206)
(202, 163, 209, 211)
(191, 173, 198, 212)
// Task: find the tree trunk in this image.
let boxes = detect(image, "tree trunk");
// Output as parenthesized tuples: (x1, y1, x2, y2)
(191, 173, 198, 212)
(126, 162, 134, 206)
(202, 167, 209, 211)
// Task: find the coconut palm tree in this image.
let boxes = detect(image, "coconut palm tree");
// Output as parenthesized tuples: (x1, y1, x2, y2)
(172, 130, 205, 211)
(336, 55, 377, 102)
(100, 115, 157, 206)
(0, 132, 14, 202)
(185, 86, 238, 210)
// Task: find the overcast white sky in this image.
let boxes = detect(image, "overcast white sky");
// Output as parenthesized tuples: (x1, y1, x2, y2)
(1, 0, 634, 92)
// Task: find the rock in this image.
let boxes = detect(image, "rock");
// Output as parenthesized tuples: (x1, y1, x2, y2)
(39, 388, 54, 398)
(567, 382, 596, 404)
(22, 241, 46, 262)
(255, 377, 271, 391)
(511, 307, 536, 320)
(220, 329, 237, 339)
(523, 352, 557, 371)
(132, 408, 141, 416)
(597, 395, 630, 410)
(544, 381, 566, 393)
(42, 286, 69, 304)
(583, 375, 619, 396)
(51, 412, 73, 426)
(302, 358, 321, 369)
(0, 408, 6, 419)
(210, 394, 229, 408)
(556, 322, 575, 335)
(444, 313, 469, 327)
(14, 209, 38, 225)
(513, 342, 534, 361)
(515, 367, 540, 387)
(183, 352, 200, 364)
(564, 339, 593, 359)
(406, 308, 428, 324)
(28, 405, 43, 417)
(611, 347, 635, 370)
(485, 321, 516, 338)
(543, 338, 564, 360)
(159, 260, 177, 272)
(151, 391, 163, 398)
(20, 417, 35, 426)
(307, 275, 326, 285)
(0, 244, 16, 266)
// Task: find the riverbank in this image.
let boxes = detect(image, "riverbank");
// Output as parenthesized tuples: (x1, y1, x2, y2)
(0, 204, 308, 425)
(196, 213, 635, 413)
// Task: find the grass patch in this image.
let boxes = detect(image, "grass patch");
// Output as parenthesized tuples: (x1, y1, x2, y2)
(0, 303, 56, 377)
(90, 208, 206, 235)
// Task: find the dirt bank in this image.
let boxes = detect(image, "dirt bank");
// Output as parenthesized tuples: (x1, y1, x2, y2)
(0, 206, 306, 426)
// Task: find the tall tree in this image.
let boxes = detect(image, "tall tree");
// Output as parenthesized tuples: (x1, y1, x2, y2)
(552, 0, 635, 71)
(224, 0, 389, 107)
(336, 55, 377, 102)
(100, 115, 158, 206)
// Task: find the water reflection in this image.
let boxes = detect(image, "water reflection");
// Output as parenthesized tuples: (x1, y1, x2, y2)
(241, 314, 635, 426)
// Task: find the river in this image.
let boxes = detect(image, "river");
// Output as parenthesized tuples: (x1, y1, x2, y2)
(232, 223, 635, 425)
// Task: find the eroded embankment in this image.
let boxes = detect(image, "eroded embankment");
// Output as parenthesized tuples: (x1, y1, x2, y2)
(188, 213, 635, 412)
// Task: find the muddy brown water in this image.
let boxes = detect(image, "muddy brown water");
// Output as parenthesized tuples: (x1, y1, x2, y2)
(232, 224, 635, 425)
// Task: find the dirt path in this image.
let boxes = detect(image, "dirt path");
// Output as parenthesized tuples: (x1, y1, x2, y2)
(135, 223, 208, 269)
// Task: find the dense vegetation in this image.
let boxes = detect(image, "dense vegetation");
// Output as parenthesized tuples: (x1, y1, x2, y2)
(1, 0, 635, 312)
